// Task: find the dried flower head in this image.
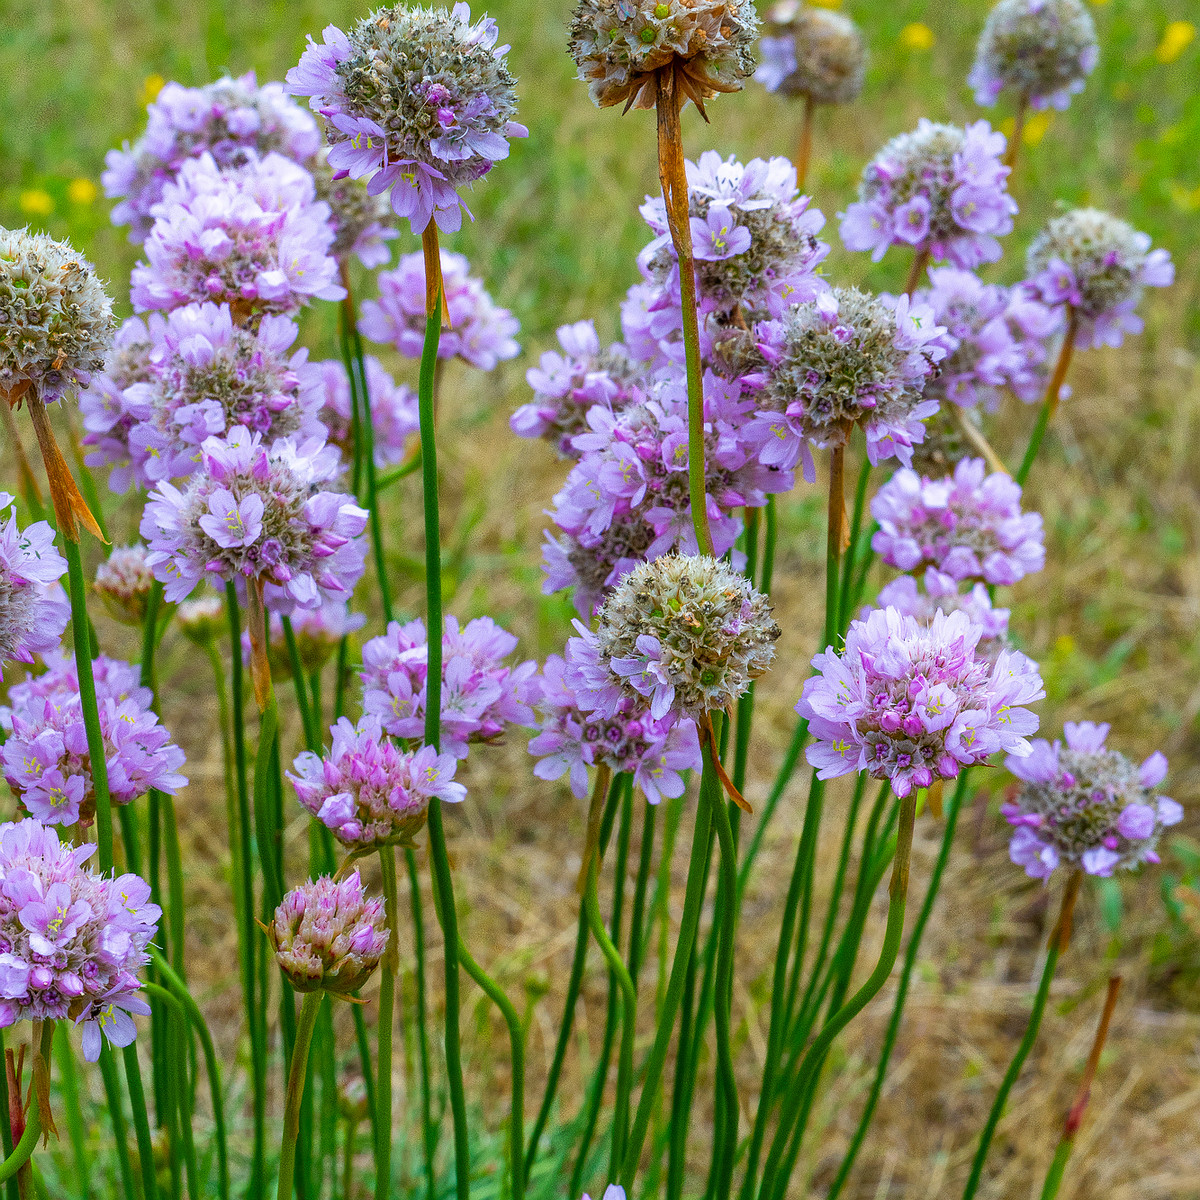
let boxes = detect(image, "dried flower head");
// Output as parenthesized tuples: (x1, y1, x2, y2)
(176, 594, 227, 646)
(569, 0, 759, 112)
(310, 152, 398, 268)
(0, 493, 69, 673)
(840, 120, 1016, 269)
(799, 606, 1045, 798)
(102, 72, 322, 242)
(1004, 722, 1182, 879)
(0, 228, 115, 404)
(871, 457, 1045, 587)
(528, 654, 701, 803)
(0, 819, 159, 1061)
(289, 716, 465, 849)
(748, 288, 947, 477)
(566, 553, 779, 723)
(970, 0, 1098, 112)
(1025, 208, 1174, 349)
(755, 2, 866, 105)
(287, 4, 527, 234)
(94, 545, 157, 627)
(140, 426, 368, 610)
(130, 152, 344, 319)
(314, 357, 418, 469)
(359, 249, 520, 371)
(268, 871, 389, 994)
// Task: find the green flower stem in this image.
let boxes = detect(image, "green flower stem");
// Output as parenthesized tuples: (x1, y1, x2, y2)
(417, 224, 470, 1200)
(757, 788, 919, 1200)
(664, 920, 703, 1200)
(620, 743, 717, 1187)
(1016, 309, 1077, 486)
(655, 67, 713, 557)
(374, 848, 399, 1200)
(278, 991, 323, 1200)
(51, 1024, 87, 1199)
(827, 771, 970, 1200)
(0, 1030, 15, 1200)
(0, 1103, 39, 1186)
(709, 780, 740, 1200)
(222, 585, 265, 1193)
(281, 616, 320, 752)
(405, 848, 435, 1200)
(62, 537, 113, 872)
(123, 1042, 160, 1200)
(457, 937, 526, 1200)
(837, 457, 872, 632)
(627, 800, 658, 985)
(761, 496, 778, 595)
(143, 985, 195, 1200)
(825, 445, 846, 648)
(96, 1047, 136, 1200)
(962, 869, 1083, 1200)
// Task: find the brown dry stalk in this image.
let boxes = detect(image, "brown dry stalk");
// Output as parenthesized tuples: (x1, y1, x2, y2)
(1050, 868, 1084, 953)
(1045, 309, 1078, 420)
(952, 404, 1011, 477)
(421, 223, 451, 325)
(1064, 974, 1123, 1139)
(795, 93, 815, 191)
(701, 712, 752, 813)
(24, 390, 103, 543)
(245, 578, 273, 713)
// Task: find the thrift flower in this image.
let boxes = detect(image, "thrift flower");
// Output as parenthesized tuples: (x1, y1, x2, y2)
(798, 606, 1044, 798)
(311, 151, 398, 267)
(1025, 208, 1175, 349)
(871, 457, 1045, 586)
(0, 493, 69, 674)
(268, 872, 389, 993)
(565, 554, 779, 725)
(358, 249, 520, 371)
(286, 4, 527, 234)
(140, 426, 368, 611)
(969, 0, 1098, 112)
(315, 357, 418, 469)
(1004, 722, 1182, 878)
(289, 716, 465, 849)
(528, 654, 701, 803)
(93, 544, 157, 627)
(839, 120, 1016, 268)
(755, 2, 866, 105)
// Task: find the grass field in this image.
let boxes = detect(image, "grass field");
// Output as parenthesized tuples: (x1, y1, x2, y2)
(2, 0, 1200, 1196)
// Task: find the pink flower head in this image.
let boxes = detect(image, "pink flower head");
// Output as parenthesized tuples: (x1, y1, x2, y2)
(0, 494, 69, 676)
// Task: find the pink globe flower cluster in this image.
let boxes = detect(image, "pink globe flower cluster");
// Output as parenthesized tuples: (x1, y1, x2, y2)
(871, 457, 1045, 587)
(314, 356, 418, 469)
(511, 320, 642, 456)
(0, 820, 160, 1061)
(83, 304, 326, 494)
(289, 716, 465, 849)
(527, 655, 701, 804)
(1, 651, 187, 827)
(840, 119, 1016, 268)
(140, 426, 367, 611)
(103, 72, 322, 242)
(918, 267, 1060, 409)
(360, 615, 541, 760)
(542, 367, 790, 615)
(358, 250, 521, 372)
(286, 4, 528, 234)
(799, 606, 1045, 799)
(130, 152, 345, 319)
(1004, 722, 1182, 879)
(0, 493, 69, 677)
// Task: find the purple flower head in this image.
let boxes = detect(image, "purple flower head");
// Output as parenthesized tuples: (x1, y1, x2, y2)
(360, 615, 541, 760)
(969, 0, 1098, 112)
(0, 494, 69, 675)
(755, 4, 865, 104)
(543, 366, 791, 614)
(289, 716, 464, 850)
(638, 151, 829, 321)
(94, 544, 157, 627)
(870, 568, 1011, 664)
(140, 426, 368, 610)
(1025, 208, 1174, 350)
(916, 267, 1061, 409)
(528, 654, 701, 803)
(103, 72, 322, 242)
(130, 152, 345, 319)
(565, 554, 778, 726)
(0, 818, 159, 1061)
(268, 871, 389, 993)
(315, 356, 418, 469)
(359, 249, 520, 371)
(746, 288, 947, 480)
(512, 321, 643, 456)
(871, 457, 1045, 587)
(1004, 722, 1181, 880)
(1, 652, 187, 827)
(286, 6, 526, 234)
(799, 606, 1045, 798)
(840, 120, 1016, 268)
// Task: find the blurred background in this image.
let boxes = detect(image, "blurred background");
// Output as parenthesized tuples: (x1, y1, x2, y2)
(2, 1, 1199, 1196)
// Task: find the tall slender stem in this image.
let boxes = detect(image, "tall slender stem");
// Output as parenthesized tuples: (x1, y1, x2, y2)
(406, 848, 436, 1200)
(795, 94, 815, 190)
(904, 248, 931, 298)
(278, 992, 323, 1200)
(96, 1047, 136, 1200)
(962, 869, 1083, 1200)
(1005, 93, 1028, 172)
(709, 780, 739, 1200)
(374, 848, 399, 1200)
(123, 1042, 160, 1200)
(656, 66, 714, 557)
(825, 445, 845, 649)
(1016, 309, 1078, 486)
